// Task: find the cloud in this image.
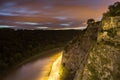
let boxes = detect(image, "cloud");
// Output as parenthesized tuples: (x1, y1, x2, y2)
(15, 22, 40, 25)
(0, 12, 19, 16)
(60, 24, 70, 27)
(53, 16, 68, 20)
(53, 26, 87, 30)
(0, 0, 119, 29)
(36, 26, 48, 29)
(0, 25, 15, 28)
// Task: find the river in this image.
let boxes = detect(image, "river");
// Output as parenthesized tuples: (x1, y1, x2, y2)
(2, 50, 62, 80)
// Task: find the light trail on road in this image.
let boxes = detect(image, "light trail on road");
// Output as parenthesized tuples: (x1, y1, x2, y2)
(48, 53, 63, 80)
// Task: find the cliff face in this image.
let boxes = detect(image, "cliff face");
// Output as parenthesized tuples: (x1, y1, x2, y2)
(60, 16, 120, 80)
(60, 22, 99, 80)
(82, 17, 120, 80)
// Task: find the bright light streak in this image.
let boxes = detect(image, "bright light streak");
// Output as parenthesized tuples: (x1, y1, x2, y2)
(48, 54, 62, 80)
(37, 51, 62, 80)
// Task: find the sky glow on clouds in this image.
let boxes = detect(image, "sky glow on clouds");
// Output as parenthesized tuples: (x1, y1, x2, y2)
(0, 25, 15, 28)
(16, 22, 40, 25)
(0, 0, 119, 29)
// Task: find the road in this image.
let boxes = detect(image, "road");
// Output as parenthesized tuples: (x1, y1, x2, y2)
(48, 55, 62, 80)
(3, 50, 62, 80)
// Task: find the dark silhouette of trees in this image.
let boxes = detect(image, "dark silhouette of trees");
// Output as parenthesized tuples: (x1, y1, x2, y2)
(103, 2, 120, 17)
(87, 18, 95, 25)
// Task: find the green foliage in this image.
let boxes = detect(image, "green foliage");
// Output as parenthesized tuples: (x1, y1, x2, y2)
(87, 64, 100, 80)
(103, 2, 120, 17)
(107, 28, 117, 37)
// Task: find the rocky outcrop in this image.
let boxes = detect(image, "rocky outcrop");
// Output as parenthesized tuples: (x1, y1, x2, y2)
(82, 16, 120, 80)
(60, 22, 100, 80)
(60, 16, 120, 80)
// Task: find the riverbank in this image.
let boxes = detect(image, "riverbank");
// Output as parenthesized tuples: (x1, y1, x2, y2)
(16, 47, 63, 68)
(1, 47, 63, 80)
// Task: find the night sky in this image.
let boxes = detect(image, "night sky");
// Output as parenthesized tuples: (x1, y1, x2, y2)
(0, 0, 119, 30)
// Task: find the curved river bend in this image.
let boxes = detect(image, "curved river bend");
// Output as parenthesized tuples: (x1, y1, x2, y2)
(3, 51, 62, 80)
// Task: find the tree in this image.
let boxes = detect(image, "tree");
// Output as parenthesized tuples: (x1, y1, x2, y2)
(87, 18, 95, 25)
(103, 2, 120, 17)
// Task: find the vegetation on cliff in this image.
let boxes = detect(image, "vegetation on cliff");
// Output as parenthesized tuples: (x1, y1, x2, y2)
(82, 24, 120, 80)
(103, 2, 120, 17)
(82, 2, 120, 80)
